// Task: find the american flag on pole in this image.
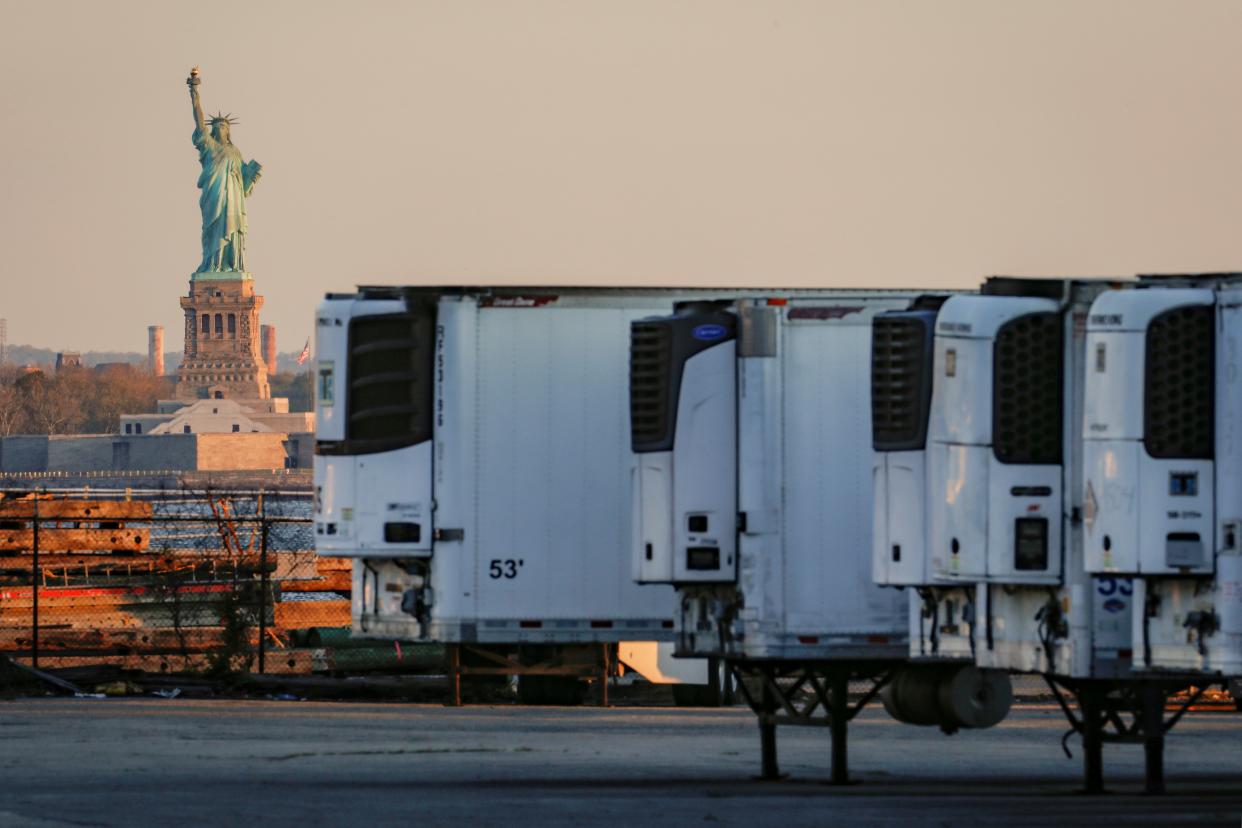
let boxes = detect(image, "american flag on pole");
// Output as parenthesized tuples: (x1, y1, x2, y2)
(296, 337, 311, 366)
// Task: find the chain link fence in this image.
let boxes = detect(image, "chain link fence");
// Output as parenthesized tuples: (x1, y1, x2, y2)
(0, 487, 380, 679)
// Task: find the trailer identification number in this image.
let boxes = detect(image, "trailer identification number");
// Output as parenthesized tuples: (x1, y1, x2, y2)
(435, 324, 446, 428)
(488, 559, 525, 579)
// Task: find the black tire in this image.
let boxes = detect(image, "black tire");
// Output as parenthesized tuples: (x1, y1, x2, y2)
(517, 675, 586, 706)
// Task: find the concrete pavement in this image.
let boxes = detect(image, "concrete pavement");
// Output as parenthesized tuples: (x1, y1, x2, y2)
(0, 699, 1238, 826)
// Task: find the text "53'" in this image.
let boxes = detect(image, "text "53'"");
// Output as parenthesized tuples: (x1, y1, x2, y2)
(488, 559, 524, 579)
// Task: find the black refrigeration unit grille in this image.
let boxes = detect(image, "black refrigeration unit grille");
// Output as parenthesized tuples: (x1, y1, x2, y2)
(993, 311, 1063, 465)
(629, 304, 736, 454)
(629, 322, 674, 451)
(345, 303, 436, 453)
(872, 312, 935, 451)
(1145, 304, 1214, 460)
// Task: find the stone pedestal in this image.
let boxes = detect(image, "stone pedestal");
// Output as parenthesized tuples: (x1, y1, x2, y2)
(176, 271, 271, 401)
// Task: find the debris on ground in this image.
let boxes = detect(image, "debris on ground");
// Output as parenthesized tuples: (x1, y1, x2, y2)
(0, 655, 82, 695)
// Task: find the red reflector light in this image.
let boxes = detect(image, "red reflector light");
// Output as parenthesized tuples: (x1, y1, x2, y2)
(767, 298, 788, 306)
(797, 636, 819, 645)
(519, 620, 543, 629)
(662, 620, 675, 629)
(590, 620, 613, 629)
(1119, 649, 1133, 659)
(867, 635, 890, 644)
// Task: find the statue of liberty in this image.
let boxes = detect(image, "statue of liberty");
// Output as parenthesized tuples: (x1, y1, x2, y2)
(186, 67, 262, 273)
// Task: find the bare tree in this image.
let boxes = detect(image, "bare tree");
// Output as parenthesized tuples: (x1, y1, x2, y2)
(18, 371, 73, 434)
(0, 364, 172, 436)
(0, 382, 23, 436)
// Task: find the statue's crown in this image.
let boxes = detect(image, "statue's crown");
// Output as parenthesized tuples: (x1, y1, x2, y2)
(209, 112, 238, 126)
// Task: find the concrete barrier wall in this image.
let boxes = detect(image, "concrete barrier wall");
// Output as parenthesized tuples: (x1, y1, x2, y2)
(1, 433, 284, 472)
(127, 435, 199, 470)
(0, 436, 50, 476)
(48, 434, 199, 472)
(47, 436, 115, 471)
(196, 433, 289, 471)
(0, 436, 51, 472)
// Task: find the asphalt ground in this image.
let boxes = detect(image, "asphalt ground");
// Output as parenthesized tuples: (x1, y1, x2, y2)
(0, 699, 1238, 827)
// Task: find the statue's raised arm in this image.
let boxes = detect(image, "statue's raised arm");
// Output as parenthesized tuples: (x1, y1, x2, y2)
(187, 67, 205, 132)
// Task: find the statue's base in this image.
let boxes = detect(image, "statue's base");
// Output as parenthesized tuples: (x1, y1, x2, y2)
(177, 273, 269, 401)
(192, 270, 253, 282)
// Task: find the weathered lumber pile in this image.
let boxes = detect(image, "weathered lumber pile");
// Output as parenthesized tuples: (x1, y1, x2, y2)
(0, 497, 151, 553)
(0, 494, 355, 675)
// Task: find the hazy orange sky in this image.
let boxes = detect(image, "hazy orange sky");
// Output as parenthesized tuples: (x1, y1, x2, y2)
(2, 0, 1240, 351)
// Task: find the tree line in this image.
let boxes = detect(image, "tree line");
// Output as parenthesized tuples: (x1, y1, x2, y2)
(0, 366, 313, 435)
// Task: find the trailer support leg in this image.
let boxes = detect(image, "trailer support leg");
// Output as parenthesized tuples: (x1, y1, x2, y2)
(1140, 684, 1165, 795)
(759, 678, 780, 780)
(1081, 685, 1104, 795)
(599, 643, 610, 708)
(828, 669, 850, 785)
(448, 644, 462, 707)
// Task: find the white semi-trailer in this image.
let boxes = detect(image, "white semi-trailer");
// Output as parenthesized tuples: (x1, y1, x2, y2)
(1084, 274, 1242, 682)
(315, 286, 786, 703)
(630, 291, 999, 782)
(885, 277, 1133, 678)
(874, 275, 1226, 794)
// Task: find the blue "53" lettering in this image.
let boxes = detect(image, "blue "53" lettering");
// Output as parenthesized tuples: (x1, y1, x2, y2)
(1097, 577, 1133, 597)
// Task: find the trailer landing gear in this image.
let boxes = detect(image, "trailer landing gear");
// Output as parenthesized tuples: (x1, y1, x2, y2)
(1045, 676, 1211, 795)
(729, 660, 899, 785)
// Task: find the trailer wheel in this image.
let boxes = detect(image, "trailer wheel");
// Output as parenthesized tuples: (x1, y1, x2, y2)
(517, 675, 586, 706)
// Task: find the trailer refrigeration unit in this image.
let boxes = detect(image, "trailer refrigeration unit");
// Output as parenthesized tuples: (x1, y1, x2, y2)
(1082, 275, 1242, 732)
(316, 285, 779, 704)
(631, 292, 930, 783)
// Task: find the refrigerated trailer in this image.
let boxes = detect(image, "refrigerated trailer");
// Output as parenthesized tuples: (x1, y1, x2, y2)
(873, 275, 1222, 794)
(630, 291, 973, 782)
(315, 285, 840, 702)
(876, 278, 1134, 674)
(1083, 274, 1242, 683)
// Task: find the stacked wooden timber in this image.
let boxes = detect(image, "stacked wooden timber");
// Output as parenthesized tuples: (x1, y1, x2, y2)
(0, 494, 360, 675)
(0, 497, 151, 553)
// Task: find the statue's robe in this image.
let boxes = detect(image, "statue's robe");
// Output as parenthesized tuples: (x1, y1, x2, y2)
(193, 126, 260, 271)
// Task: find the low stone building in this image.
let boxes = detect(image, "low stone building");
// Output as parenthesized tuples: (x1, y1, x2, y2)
(0, 431, 312, 473)
(120, 398, 312, 437)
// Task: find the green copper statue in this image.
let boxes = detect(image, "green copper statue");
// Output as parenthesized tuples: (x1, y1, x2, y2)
(187, 67, 262, 273)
